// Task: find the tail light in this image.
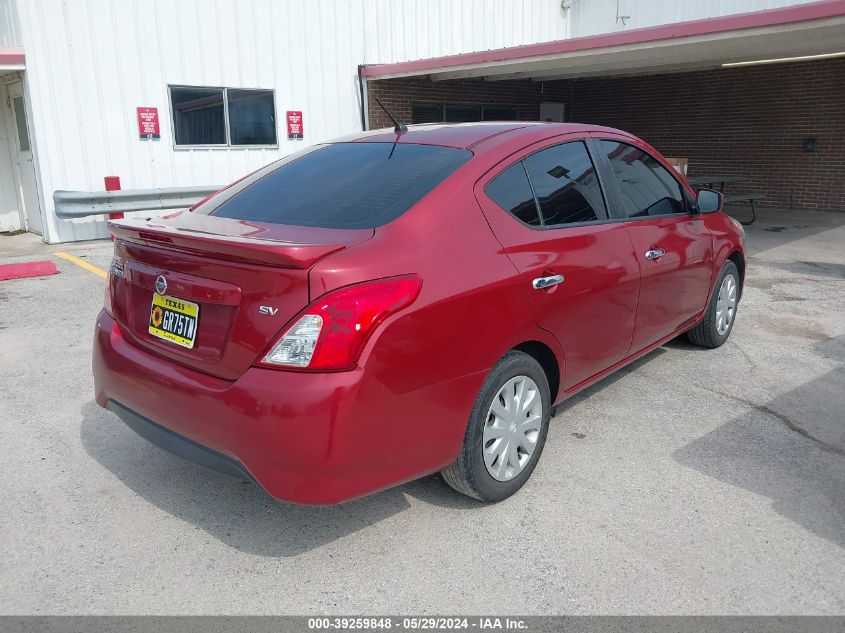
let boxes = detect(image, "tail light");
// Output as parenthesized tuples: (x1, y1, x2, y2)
(259, 275, 422, 371)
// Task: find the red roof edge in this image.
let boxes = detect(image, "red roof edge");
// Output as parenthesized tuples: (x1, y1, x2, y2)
(361, 0, 845, 78)
(0, 47, 25, 66)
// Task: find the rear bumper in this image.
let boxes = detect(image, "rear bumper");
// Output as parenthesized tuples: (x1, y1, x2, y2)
(106, 400, 257, 484)
(93, 311, 481, 504)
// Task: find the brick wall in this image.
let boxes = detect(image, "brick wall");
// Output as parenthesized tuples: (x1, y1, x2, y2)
(368, 58, 845, 211)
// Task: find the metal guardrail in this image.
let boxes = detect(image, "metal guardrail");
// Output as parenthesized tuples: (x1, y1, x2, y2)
(53, 186, 222, 219)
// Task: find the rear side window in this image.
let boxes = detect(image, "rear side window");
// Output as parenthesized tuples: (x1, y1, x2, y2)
(204, 143, 471, 229)
(485, 163, 540, 226)
(523, 141, 606, 226)
(600, 141, 685, 218)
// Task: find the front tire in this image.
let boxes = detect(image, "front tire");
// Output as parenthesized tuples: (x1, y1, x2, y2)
(441, 351, 551, 502)
(687, 260, 740, 348)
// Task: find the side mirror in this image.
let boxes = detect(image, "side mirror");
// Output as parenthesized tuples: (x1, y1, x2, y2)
(696, 188, 723, 214)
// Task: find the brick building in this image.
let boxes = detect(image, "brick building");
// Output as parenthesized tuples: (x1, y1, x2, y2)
(364, 2, 845, 212)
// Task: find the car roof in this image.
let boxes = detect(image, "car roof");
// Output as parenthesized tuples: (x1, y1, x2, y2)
(335, 121, 631, 151)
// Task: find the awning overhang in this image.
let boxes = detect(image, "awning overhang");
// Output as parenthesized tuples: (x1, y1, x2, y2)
(0, 47, 26, 72)
(360, 0, 845, 82)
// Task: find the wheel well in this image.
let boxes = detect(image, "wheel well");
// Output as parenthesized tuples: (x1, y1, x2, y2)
(513, 341, 561, 404)
(728, 250, 745, 298)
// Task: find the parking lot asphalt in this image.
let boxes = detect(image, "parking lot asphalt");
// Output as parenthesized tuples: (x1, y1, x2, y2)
(1, 208, 843, 615)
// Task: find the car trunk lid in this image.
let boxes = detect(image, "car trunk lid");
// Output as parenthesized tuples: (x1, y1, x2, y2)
(107, 212, 373, 380)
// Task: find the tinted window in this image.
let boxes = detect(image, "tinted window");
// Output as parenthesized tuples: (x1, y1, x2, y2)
(523, 142, 606, 225)
(171, 86, 277, 146)
(600, 141, 685, 218)
(171, 87, 226, 145)
(483, 105, 517, 121)
(227, 89, 277, 145)
(486, 163, 540, 226)
(445, 104, 482, 122)
(204, 143, 471, 229)
(412, 103, 444, 124)
(411, 102, 517, 124)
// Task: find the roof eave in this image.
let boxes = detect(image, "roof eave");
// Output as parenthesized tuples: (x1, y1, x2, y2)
(360, 0, 845, 80)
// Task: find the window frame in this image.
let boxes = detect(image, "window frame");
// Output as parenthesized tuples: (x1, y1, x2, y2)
(483, 138, 612, 231)
(168, 84, 279, 150)
(589, 137, 691, 221)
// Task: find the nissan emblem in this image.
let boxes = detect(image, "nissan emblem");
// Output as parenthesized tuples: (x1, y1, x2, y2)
(155, 275, 167, 295)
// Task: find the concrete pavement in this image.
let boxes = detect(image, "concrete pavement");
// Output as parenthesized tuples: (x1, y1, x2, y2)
(0, 209, 843, 614)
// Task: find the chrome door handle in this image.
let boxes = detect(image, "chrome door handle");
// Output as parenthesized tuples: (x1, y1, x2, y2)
(532, 274, 564, 290)
(644, 248, 666, 260)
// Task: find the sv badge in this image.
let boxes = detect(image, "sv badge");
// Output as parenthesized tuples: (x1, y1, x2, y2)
(259, 306, 279, 316)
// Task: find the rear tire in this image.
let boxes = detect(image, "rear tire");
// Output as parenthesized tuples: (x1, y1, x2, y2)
(687, 261, 740, 348)
(441, 351, 551, 502)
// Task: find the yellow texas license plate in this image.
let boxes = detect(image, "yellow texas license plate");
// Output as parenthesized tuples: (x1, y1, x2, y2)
(148, 294, 200, 349)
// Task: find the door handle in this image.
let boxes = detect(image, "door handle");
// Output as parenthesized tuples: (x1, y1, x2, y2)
(644, 248, 666, 260)
(532, 274, 564, 290)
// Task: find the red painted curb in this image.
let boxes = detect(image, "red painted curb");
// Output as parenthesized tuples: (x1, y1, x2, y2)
(0, 260, 59, 281)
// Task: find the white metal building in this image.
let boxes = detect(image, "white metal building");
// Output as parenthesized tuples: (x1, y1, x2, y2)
(0, 0, 839, 243)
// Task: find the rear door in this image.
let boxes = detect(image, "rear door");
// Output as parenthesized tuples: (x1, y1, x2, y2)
(593, 136, 713, 353)
(475, 136, 640, 391)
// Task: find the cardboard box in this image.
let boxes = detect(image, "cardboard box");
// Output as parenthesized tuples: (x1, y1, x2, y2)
(665, 157, 688, 176)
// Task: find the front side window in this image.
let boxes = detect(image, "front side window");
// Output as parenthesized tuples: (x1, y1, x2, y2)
(600, 141, 685, 218)
(523, 141, 607, 226)
(201, 142, 471, 229)
(170, 86, 277, 147)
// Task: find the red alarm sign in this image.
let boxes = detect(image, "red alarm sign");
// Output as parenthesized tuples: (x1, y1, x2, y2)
(286, 111, 303, 140)
(137, 107, 160, 139)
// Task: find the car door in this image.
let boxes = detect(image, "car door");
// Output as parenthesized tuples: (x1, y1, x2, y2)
(475, 137, 641, 391)
(593, 136, 714, 353)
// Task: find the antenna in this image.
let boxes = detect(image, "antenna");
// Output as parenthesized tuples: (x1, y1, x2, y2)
(373, 96, 407, 134)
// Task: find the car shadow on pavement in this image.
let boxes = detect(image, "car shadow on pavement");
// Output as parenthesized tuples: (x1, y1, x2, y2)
(79, 401, 482, 557)
(672, 336, 845, 548)
(552, 347, 668, 417)
(662, 336, 708, 352)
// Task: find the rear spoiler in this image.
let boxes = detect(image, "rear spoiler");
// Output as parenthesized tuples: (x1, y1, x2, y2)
(109, 218, 373, 269)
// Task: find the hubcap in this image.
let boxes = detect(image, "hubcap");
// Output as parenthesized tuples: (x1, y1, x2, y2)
(482, 375, 543, 482)
(715, 273, 738, 336)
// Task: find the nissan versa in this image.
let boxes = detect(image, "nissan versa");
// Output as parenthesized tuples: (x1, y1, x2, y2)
(93, 122, 745, 504)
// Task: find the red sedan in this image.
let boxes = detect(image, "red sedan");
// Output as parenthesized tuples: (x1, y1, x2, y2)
(93, 122, 745, 504)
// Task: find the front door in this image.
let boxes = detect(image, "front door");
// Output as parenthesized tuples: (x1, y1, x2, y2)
(8, 81, 42, 235)
(475, 137, 641, 391)
(594, 137, 713, 352)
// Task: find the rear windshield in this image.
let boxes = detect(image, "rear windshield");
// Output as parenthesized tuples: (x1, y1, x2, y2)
(201, 142, 472, 229)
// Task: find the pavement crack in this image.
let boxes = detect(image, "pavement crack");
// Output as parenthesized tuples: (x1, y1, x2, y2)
(734, 342, 762, 372)
(702, 387, 844, 458)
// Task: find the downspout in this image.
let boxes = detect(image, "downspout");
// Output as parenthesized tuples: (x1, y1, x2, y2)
(357, 65, 369, 131)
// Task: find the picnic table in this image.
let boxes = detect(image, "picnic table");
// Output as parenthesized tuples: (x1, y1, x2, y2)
(686, 175, 761, 226)
(686, 175, 747, 192)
